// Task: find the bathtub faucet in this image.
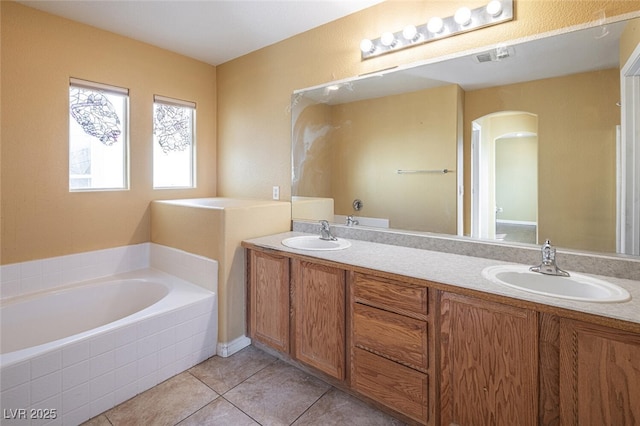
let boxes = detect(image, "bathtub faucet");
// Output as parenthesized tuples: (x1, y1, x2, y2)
(319, 220, 337, 241)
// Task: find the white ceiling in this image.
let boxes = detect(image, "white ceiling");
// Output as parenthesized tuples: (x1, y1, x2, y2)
(18, 0, 385, 65)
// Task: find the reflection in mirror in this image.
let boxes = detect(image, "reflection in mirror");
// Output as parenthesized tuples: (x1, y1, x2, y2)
(292, 83, 462, 235)
(291, 17, 640, 256)
(471, 111, 538, 245)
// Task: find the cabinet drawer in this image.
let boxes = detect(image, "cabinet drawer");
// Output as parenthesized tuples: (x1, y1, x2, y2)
(352, 347, 428, 424)
(353, 303, 428, 371)
(353, 273, 428, 320)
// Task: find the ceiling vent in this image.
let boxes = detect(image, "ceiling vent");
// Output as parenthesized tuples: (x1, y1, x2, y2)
(474, 46, 515, 63)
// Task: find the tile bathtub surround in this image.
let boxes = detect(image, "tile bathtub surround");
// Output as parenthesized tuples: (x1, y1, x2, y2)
(0, 244, 149, 299)
(0, 243, 217, 299)
(84, 345, 404, 426)
(1, 243, 219, 424)
(150, 244, 218, 293)
(0, 296, 217, 425)
(293, 220, 640, 281)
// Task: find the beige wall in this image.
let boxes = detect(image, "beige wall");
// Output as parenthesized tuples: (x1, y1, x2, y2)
(216, 0, 640, 207)
(1, 2, 217, 264)
(330, 85, 460, 233)
(150, 199, 291, 343)
(465, 69, 620, 252)
(621, 17, 640, 67)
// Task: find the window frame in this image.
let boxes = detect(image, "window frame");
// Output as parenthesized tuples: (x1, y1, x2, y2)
(152, 95, 197, 189)
(68, 78, 130, 192)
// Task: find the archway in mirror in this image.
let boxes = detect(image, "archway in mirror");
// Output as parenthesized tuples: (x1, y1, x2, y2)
(471, 111, 538, 244)
(619, 37, 640, 256)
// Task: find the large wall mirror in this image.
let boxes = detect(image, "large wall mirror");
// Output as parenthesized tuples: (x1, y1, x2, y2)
(291, 16, 640, 257)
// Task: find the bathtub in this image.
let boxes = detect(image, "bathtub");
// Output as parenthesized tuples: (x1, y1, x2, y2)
(0, 268, 217, 425)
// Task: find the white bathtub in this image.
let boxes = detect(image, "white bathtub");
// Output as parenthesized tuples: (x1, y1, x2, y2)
(0, 268, 218, 425)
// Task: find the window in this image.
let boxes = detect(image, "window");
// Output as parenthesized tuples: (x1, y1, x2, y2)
(69, 78, 129, 191)
(153, 95, 196, 188)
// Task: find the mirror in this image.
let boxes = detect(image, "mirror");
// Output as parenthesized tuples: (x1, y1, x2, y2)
(291, 18, 640, 256)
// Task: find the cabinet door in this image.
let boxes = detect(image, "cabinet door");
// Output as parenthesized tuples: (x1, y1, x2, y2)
(248, 250, 290, 353)
(292, 259, 346, 380)
(560, 319, 640, 426)
(440, 292, 538, 426)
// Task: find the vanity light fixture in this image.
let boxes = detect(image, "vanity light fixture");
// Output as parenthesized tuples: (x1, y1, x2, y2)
(360, 0, 514, 59)
(380, 31, 397, 47)
(454, 7, 472, 26)
(486, 0, 504, 17)
(427, 17, 445, 35)
(359, 38, 376, 54)
(402, 25, 420, 42)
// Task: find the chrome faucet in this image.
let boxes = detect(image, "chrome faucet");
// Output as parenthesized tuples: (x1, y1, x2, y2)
(319, 220, 337, 241)
(346, 215, 359, 226)
(529, 239, 570, 277)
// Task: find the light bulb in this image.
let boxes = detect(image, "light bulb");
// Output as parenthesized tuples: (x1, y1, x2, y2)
(360, 38, 374, 53)
(381, 32, 396, 47)
(454, 7, 472, 26)
(402, 25, 419, 41)
(486, 0, 503, 17)
(427, 17, 444, 34)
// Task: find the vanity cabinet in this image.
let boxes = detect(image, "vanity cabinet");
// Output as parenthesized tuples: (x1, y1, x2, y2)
(559, 319, 640, 425)
(291, 259, 346, 380)
(245, 243, 640, 426)
(247, 250, 347, 381)
(439, 292, 539, 426)
(350, 272, 432, 425)
(247, 250, 290, 353)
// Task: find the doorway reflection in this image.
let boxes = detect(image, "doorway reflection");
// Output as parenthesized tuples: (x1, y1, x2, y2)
(472, 111, 538, 244)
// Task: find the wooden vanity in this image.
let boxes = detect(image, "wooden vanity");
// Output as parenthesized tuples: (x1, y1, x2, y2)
(243, 236, 640, 426)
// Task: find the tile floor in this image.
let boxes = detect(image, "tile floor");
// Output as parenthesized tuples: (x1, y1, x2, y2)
(83, 345, 405, 425)
(496, 223, 537, 244)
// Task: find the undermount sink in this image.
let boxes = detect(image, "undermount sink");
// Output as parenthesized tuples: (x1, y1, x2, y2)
(282, 235, 351, 251)
(482, 265, 631, 303)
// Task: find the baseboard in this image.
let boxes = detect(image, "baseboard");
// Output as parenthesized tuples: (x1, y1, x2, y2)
(496, 219, 537, 226)
(216, 335, 252, 357)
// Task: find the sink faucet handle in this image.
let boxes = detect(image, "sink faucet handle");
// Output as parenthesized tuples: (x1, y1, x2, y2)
(531, 239, 570, 277)
(541, 239, 555, 263)
(319, 220, 337, 241)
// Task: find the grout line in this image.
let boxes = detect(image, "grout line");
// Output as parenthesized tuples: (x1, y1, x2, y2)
(172, 374, 220, 426)
(288, 386, 333, 425)
(218, 395, 264, 425)
(179, 348, 280, 425)
(101, 346, 373, 426)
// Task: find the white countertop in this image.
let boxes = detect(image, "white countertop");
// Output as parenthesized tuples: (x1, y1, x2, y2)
(244, 232, 640, 326)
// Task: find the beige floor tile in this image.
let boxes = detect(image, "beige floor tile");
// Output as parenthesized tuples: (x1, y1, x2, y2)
(104, 372, 218, 426)
(189, 345, 277, 394)
(224, 361, 331, 426)
(178, 398, 260, 426)
(81, 414, 112, 426)
(292, 388, 406, 426)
